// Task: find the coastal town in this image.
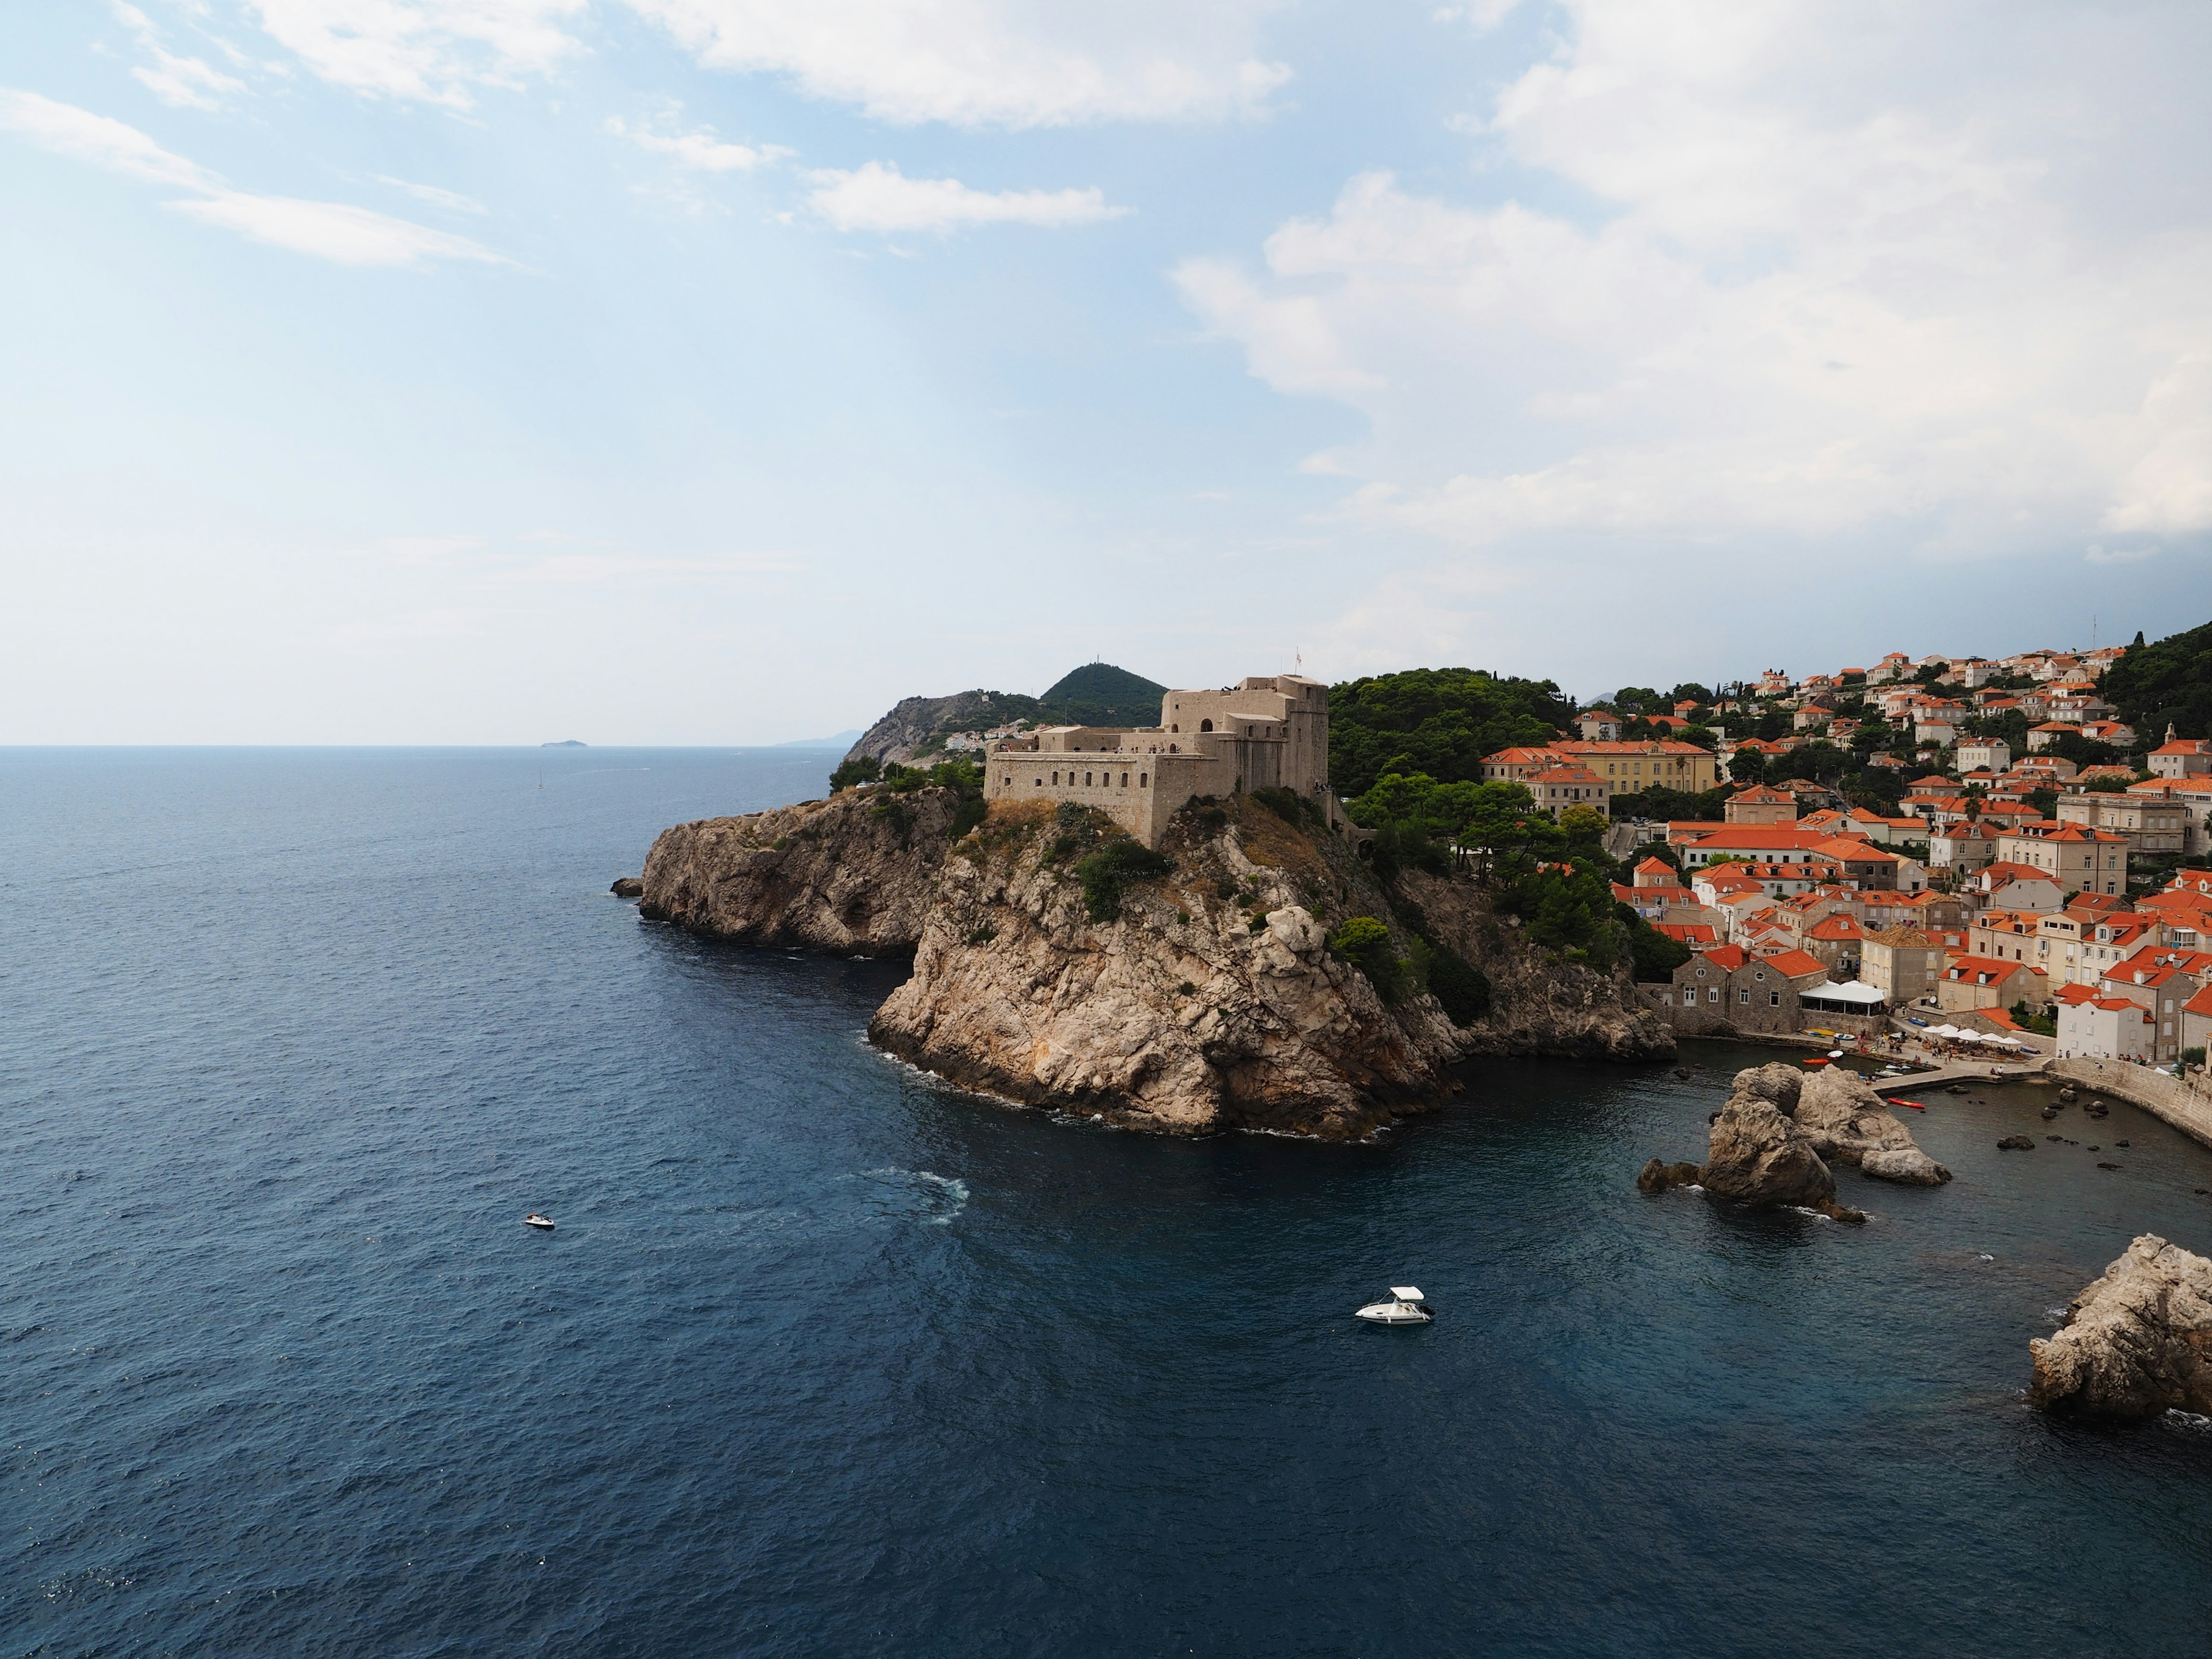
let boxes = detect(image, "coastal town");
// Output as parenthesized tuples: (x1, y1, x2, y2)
(1467, 642, 2212, 1071)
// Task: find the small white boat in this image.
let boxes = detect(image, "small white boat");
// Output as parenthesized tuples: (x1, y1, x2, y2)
(524, 1213, 555, 1230)
(1355, 1286, 1433, 1324)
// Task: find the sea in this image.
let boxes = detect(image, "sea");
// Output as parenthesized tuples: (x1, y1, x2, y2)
(5, 745, 2212, 1658)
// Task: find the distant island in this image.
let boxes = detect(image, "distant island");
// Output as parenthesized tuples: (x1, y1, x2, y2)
(774, 729, 866, 750)
(541, 740, 588, 748)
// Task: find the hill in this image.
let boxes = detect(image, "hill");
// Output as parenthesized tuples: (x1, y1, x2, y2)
(1037, 662, 1169, 726)
(2103, 619, 2212, 741)
(840, 662, 1169, 767)
(1328, 668, 1574, 797)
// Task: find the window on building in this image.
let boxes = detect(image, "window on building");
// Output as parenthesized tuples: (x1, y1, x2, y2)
(1139, 773, 1147, 787)
(1200, 719, 1214, 732)
(1051, 772, 1059, 785)
(1739, 988, 1751, 1003)
(1708, 987, 1721, 1003)
(1770, 992, 1781, 1007)
(1682, 989, 1696, 1006)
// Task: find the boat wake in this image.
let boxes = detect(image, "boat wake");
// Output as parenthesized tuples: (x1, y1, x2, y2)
(854, 1166, 970, 1226)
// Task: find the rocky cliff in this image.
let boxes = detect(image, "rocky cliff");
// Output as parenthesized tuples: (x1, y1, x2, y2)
(637, 781, 1694, 1138)
(1393, 868, 1675, 1060)
(2031, 1235, 2212, 1419)
(870, 796, 1465, 1139)
(639, 786, 968, 953)
(843, 690, 1040, 767)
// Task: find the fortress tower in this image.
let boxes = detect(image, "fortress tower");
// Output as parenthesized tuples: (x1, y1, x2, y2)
(980, 674, 1336, 847)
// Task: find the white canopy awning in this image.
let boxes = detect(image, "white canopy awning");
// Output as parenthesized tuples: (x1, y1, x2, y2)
(1391, 1286, 1425, 1301)
(1802, 979, 1887, 1005)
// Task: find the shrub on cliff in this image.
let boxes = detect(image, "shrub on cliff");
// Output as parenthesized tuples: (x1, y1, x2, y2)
(1073, 837, 1175, 922)
(831, 754, 882, 791)
(1328, 916, 1408, 1001)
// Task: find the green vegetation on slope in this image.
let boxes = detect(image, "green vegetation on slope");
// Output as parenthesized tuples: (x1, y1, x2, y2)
(2104, 619, 2212, 741)
(1328, 668, 1574, 798)
(1037, 662, 1170, 727)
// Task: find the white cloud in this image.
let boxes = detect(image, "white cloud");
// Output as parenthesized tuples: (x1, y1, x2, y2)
(1177, 0, 2212, 556)
(0, 87, 217, 188)
(171, 191, 511, 263)
(113, 3, 248, 110)
(0, 89, 506, 267)
(626, 0, 1290, 126)
(244, 0, 585, 107)
(378, 175, 488, 213)
(234, 0, 1289, 125)
(604, 114, 787, 173)
(809, 161, 1126, 234)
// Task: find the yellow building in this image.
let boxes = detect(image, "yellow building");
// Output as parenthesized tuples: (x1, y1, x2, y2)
(1553, 740, 1719, 795)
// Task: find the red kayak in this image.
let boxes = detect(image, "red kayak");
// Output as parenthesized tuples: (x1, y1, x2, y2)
(1888, 1099, 1926, 1111)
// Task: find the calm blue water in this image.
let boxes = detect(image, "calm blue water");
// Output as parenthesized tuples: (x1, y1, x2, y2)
(6, 747, 2212, 1658)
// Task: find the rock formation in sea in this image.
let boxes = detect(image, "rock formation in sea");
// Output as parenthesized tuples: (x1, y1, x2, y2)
(639, 787, 967, 953)
(639, 779, 1669, 1138)
(1732, 1062, 1952, 1185)
(1639, 1078, 1864, 1222)
(1638, 1060, 1952, 1219)
(2029, 1235, 2212, 1419)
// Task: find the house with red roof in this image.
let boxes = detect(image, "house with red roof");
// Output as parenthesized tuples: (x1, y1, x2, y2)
(1937, 956, 2051, 1015)
(1995, 821, 2130, 897)
(2150, 732, 2212, 781)
(1723, 783, 1797, 825)
(1968, 860, 2066, 914)
(1526, 764, 1610, 821)
(2181, 983, 2212, 1060)
(2055, 983, 2156, 1062)
(1645, 942, 1832, 1036)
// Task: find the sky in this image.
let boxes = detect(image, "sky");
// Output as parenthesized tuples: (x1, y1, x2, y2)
(3, 0, 2210, 743)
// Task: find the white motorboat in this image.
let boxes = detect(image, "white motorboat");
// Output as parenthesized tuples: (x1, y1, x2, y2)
(524, 1213, 555, 1230)
(1355, 1286, 1433, 1324)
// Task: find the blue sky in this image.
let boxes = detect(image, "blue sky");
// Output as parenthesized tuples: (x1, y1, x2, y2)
(5, 0, 2210, 742)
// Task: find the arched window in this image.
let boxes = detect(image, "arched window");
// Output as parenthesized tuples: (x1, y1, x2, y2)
(1084, 772, 1093, 786)
(1199, 719, 1214, 732)
(1119, 772, 1128, 787)
(1139, 772, 1147, 787)
(1051, 772, 1059, 785)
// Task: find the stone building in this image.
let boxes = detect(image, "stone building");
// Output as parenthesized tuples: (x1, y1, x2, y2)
(1862, 926, 1944, 1007)
(1724, 784, 1798, 824)
(1642, 945, 1829, 1036)
(2055, 791, 2188, 859)
(983, 673, 1336, 848)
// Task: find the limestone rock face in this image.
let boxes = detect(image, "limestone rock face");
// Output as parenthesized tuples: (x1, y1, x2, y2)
(1730, 1063, 1803, 1110)
(869, 797, 1465, 1139)
(1395, 868, 1676, 1061)
(2030, 1236, 2212, 1419)
(1790, 1066, 1950, 1183)
(1700, 1095, 1846, 1212)
(639, 786, 964, 953)
(843, 690, 1029, 767)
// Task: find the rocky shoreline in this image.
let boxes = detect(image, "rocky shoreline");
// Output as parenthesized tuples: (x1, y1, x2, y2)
(634, 785, 1668, 1139)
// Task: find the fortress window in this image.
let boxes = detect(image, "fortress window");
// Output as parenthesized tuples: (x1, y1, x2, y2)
(1085, 772, 1093, 786)
(1139, 773, 1147, 787)
(1052, 772, 1059, 785)
(1033, 777, 1043, 787)
(1120, 772, 1128, 787)
(1200, 719, 1214, 732)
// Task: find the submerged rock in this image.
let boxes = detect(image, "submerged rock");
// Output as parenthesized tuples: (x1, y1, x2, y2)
(1637, 1158, 1701, 1193)
(610, 876, 644, 899)
(1997, 1135, 2036, 1150)
(2030, 1236, 2212, 1419)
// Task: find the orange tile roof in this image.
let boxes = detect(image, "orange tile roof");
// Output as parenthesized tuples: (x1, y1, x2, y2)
(1761, 949, 1828, 979)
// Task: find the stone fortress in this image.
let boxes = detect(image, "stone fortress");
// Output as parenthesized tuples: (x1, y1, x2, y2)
(983, 673, 1343, 847)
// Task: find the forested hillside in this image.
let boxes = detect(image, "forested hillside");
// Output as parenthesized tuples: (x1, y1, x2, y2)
(1327, 668, 1574, 797)
(2104, 620, 2212, 740)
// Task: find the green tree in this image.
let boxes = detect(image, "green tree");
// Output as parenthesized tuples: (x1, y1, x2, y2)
(1328, 916, 1407, 1001)
(1329, 669, 1574, 796)
(2102, 617, 2212, 738)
